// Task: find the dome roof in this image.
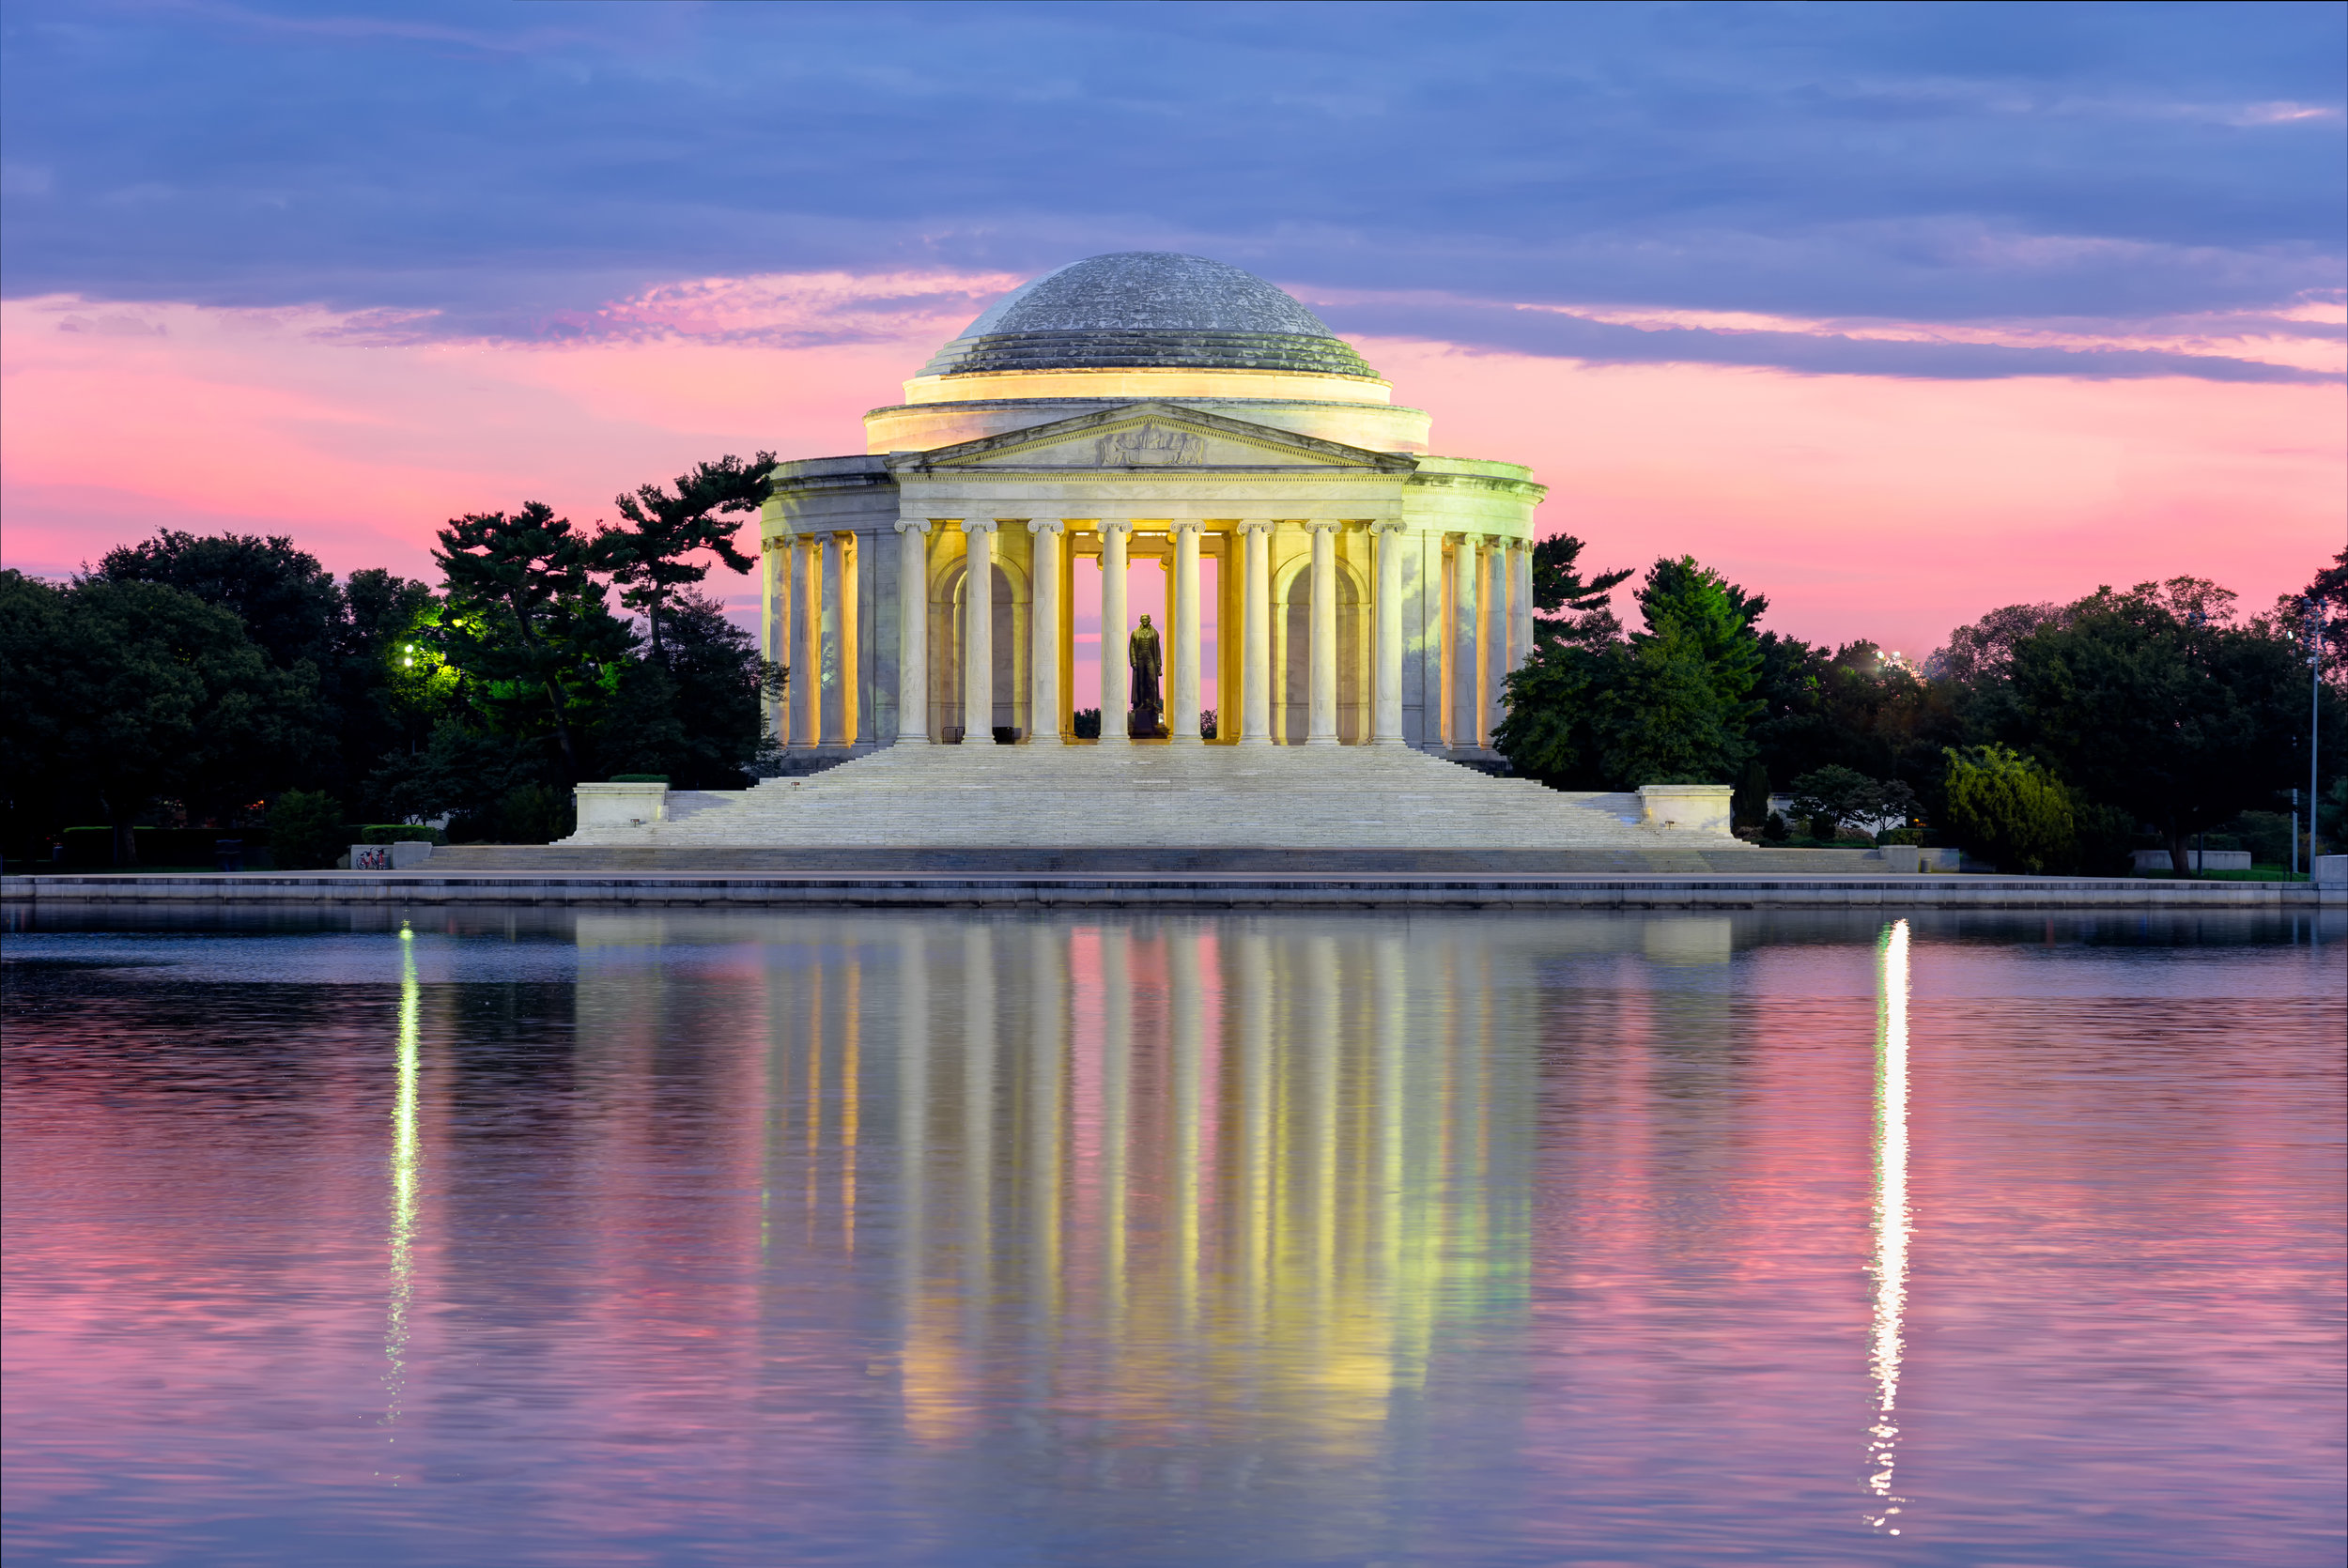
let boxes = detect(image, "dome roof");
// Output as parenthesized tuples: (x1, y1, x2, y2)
(918, 252, 1380, 380)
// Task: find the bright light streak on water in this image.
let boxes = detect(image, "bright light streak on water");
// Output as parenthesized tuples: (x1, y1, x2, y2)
(380, 923, 420, 1474)
(1866, 916, 1910, 1533)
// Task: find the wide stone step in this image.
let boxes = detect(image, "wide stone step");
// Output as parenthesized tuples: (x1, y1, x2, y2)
(428, 845, 1889, 875)
(553, 745, 1743, 855)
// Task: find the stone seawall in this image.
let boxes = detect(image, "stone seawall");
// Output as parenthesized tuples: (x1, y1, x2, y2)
(6, 872, 2337, 912)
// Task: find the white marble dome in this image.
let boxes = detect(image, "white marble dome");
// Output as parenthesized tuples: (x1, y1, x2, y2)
(918, 252, 1381, 380)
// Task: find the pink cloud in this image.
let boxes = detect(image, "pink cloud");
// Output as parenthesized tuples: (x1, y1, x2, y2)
(4, 277, 2340, 663)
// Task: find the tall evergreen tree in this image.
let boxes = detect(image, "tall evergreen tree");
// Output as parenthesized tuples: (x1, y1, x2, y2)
(1529, 533, 1633, 648)
(432, 503, 634, 779)
(603, 453, 775, 663)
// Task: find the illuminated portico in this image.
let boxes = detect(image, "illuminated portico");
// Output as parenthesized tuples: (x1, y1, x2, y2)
(760, 253, 1543, 761)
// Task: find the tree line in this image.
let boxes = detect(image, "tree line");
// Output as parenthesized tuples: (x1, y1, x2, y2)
(0, 454, 781, 866)
(1498, 538, 2348, 874)
(3, 472, 2338, 875)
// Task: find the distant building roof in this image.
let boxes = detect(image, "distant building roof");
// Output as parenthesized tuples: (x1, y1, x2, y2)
(918, 252, 1382, 380)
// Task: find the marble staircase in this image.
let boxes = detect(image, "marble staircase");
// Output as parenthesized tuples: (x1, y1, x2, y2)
(427, 744, 1784, 871)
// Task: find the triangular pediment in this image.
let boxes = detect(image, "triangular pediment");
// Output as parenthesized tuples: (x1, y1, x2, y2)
(890, 403, 1416, 473)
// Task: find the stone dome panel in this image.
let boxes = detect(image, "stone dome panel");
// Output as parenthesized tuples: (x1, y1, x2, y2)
(920, 252, 1379, 380)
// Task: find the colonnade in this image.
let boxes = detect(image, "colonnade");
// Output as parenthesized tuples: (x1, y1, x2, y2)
(890, 519, 1536, 749)
(765, 530, 862, 748)
(767, 520, 1537, 751)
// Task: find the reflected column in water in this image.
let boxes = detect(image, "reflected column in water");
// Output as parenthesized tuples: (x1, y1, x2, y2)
(1171, 925, 1203, 1330)
(1867, 918, 1912, 1534)
(1027, 927, 1066, 1320)
(1234, 929, 1274, 1350)
(963, 926, 997, 1335)
(1101, 925, 1133, 1332)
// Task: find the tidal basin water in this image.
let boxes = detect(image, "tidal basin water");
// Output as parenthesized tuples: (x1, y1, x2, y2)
(4, 909, 2341, 1567)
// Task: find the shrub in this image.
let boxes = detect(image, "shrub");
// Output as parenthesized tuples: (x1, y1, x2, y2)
(270, 790, 346, 870)
(1762, 810, 1788, 842)
(496, 783, 574, 844)
(1942, 745, 2074, 873)
(1072, 708, 1102, 740)
(358, 823, 447, 846)
(610, 773, 670, 783)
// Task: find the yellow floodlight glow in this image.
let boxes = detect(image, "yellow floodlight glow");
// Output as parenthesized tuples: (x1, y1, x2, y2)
(1866, 917, 1911, 1533)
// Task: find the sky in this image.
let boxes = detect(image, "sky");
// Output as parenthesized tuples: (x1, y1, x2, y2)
(2, 0, 2341, 661)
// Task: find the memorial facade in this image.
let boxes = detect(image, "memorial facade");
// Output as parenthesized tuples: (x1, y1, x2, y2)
(760, 252, 1543, 760)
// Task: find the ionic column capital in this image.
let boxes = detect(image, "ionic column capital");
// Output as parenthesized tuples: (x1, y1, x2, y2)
(1168, 520, 1202, 537)
(1027, 518, 1065, 536)
(1099, 519, 1135, 538)
(963, 518, 999, 536)
(1370, 519, 1408, 536)
(1305, 518, 1344, 534)
(892, 517, 933, 536)
(1238, 519, 1276, 536)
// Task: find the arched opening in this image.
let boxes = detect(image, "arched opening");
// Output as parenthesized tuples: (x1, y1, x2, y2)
(1274, 552, 1367, 743)
(935, 552, 1027, 741)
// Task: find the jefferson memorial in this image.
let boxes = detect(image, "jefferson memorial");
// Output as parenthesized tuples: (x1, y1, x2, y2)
(566, 253, 1742, 858)
(764, 250, 1537, 758)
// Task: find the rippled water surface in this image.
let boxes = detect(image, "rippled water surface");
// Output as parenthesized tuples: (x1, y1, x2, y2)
(5, 907, 2341, 1567)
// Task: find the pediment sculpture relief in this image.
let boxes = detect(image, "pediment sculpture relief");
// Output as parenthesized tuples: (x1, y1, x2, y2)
(1095, 423, 1206, 467)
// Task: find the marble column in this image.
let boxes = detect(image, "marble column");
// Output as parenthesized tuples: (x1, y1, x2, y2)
(763, 537, 791, 747)
(1512, 543, 1536, 672)
(833, 532, 859, 746)
(1306, 521, 1340, 746)
(1450, 533, 1478, 750)
(1372, 521, 1405, 746)
(1099, 521, 1131, 743)
(963, 521, 996, 745)
(1170, 522, 1202, 744)
(1239, 521, 1273, 746)
(1482, 537, 1506, 747)
(893, 519, 931, 744)
(1027, 520, 1064, 744)
(796, 535, 823, 748)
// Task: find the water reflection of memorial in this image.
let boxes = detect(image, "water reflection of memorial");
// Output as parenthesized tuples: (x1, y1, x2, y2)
(572, 915, 1542, 1452)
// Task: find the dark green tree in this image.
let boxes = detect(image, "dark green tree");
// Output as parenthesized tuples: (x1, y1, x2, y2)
(1529, 533, 1633, 648)
(1598, 621, 1749, 784)
(1943, 745, 2076, 874)
(592, 589, 785, 788)
(1498, 555, 1768, 789)
(96, 530, 343, 671)
(1992, 578, 2313, 875)
(1787, 764, 1918, 838)
(432, 502, 635, 779)
(603, 453, 775, 663)
(1635, 557, 1763, 710)
(1492, 641, 1612, 787)
(0, 573, 318, 863)
(267, 789, 346, 870)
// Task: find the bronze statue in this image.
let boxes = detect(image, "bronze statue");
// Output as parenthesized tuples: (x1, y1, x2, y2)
(1128, 614, 1164, 736)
